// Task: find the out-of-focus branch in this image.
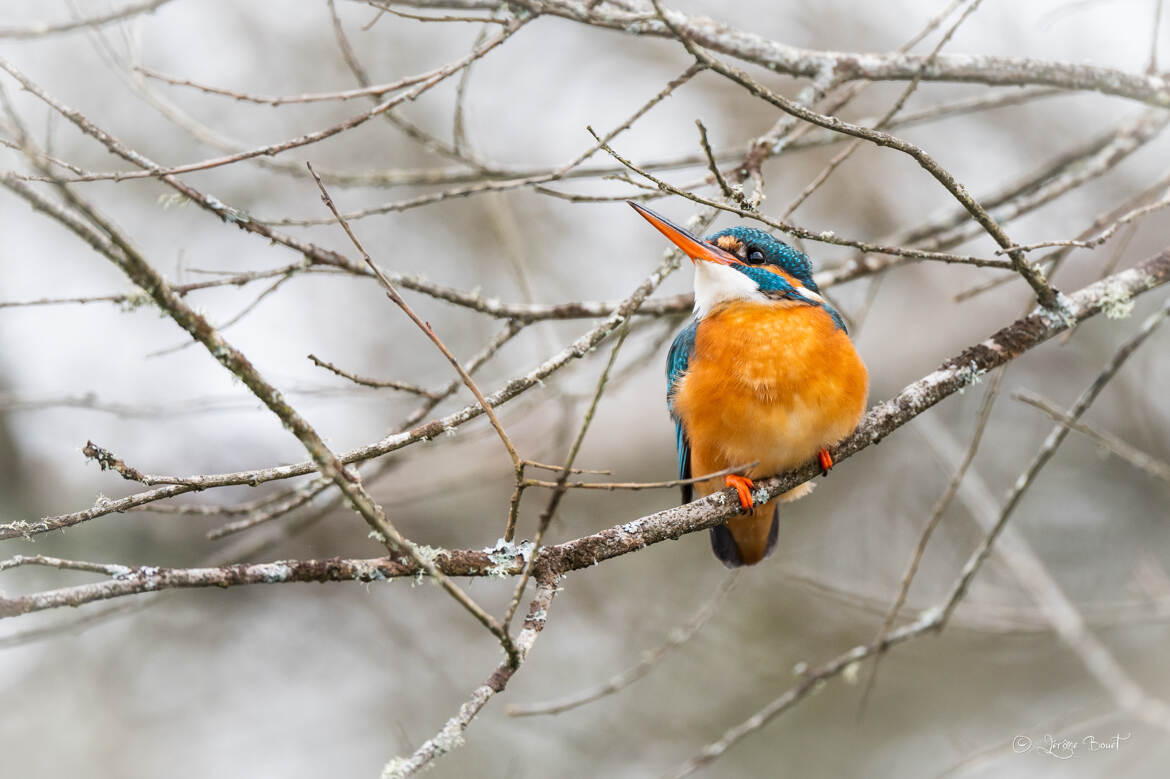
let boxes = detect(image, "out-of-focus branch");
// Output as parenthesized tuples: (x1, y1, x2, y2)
(0, 0, 174, 39)
(919, 397, 1170, 735)
(857, 366, 1006, 713)
(137, 57, 487, 105)
(955, 164, 1170, 303)
(262, 64, 704, 226)
(939, 294, 1170, 628)
(1014, 391, 1170, 484)
(1003, 192, 1170, 255)
(665, 604, 938, 778)
(16, 19, 527, 184)
(508, 571, 738, 717)
(398, 0, 1170, 107)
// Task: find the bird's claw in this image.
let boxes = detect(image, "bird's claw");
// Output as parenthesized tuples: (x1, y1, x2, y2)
(724, 474, 755, 511)
(818, 447, 833, 476)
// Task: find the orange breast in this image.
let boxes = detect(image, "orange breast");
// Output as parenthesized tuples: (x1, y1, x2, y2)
(674, 301, 868, 496)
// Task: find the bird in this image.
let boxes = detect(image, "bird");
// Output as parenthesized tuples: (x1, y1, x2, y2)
(630, 201, 868, 567)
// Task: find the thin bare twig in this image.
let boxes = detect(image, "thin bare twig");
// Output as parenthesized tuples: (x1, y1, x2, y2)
(694, 119, 743, 207)
(307, 354, 440, 398)
(307, 162, 522, 471)
(954, 165, 1170, 303)
(996, 192, 1170, 254)
(522, 461, 757, 491)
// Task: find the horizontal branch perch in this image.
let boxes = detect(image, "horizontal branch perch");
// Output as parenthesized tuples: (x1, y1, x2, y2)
(5, 245, 1167, 618)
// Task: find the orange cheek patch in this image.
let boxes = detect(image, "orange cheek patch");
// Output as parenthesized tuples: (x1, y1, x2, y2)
(716, 235, 743, 252)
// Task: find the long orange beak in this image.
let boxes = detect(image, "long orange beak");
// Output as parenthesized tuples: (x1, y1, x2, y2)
(628, 201, 740, 265)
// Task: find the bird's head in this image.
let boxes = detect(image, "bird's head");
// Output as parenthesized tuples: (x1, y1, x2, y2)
(629, 201, 825, 319)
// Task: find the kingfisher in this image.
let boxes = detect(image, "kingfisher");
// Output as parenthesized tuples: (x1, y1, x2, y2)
(630, 201, 868, 567)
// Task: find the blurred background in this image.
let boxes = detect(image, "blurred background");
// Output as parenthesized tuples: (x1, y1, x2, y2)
(2, 1, 1170, 776)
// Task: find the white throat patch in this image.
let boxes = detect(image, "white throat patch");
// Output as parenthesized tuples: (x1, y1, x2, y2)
(693, 262, 763, 318)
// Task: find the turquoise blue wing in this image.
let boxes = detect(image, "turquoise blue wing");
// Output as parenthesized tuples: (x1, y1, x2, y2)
(667, 320, 697, 503)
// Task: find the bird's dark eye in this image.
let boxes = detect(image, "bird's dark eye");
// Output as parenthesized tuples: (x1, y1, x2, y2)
(746, 248, 766, 264)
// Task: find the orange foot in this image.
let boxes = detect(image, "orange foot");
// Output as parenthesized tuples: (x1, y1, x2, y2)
(725, 474, 755, 511)
(818, 447, 834, 476)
